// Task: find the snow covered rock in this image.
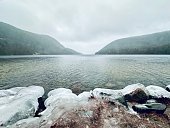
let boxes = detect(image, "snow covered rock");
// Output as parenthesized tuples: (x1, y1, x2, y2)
(16, 86, 44, 98)
(4, 85, 169, 128)
(121, 83, 149, 103)
(7, 117, 40, 128)
(78, 91, 92, 102)
(5, 117, 40, 128)
(0, 86, 44, 126)
(121, 83, 149, 96)
(29, 88, 82, 128)
(146, 85, 170, 99)
(166, 85, 170, 92)
(10, 88, 87, 128)
(43, 88, 80, 116)
(45, 88, 77, 107)
(47, 88, 72, 97)
(93, 88, 122, 99)
(0, 87, 25, 97)
(92, 88, 127, 107)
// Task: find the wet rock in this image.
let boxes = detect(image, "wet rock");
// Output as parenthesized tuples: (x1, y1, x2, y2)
(69, 83, 85, 95)
(34, 97, 46, 117)
(166, 85, 170, 92)
(122, 83, 149, 103)
(132, 103, 167, 114)
(124, 88, 148, 103)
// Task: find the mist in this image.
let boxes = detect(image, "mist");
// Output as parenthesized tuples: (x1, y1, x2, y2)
(0, 0, 170, 54)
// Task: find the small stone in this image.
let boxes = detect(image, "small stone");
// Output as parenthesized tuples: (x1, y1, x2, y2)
(166, 85, 170, 92)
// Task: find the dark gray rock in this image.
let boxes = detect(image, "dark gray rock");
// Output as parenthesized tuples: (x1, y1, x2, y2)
(132, 103, 167, 114)
(166, 85, 170, 92)
(124, 88, 148, 103)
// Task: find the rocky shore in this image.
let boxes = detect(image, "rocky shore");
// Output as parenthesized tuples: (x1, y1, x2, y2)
(0, 83, 170, 128)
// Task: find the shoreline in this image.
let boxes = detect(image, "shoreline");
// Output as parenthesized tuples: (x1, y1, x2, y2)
(0, 83, 170, 128)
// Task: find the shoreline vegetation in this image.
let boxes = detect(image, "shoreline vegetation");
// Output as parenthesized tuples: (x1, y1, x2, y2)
(0, 83, 170, 128)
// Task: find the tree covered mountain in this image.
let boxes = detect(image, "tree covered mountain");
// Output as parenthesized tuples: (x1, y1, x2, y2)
(0, 22, 79, 55)
(96, 31, 170, 54)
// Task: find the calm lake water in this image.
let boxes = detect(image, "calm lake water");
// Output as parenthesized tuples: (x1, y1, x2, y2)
(0, 55, 170, 94)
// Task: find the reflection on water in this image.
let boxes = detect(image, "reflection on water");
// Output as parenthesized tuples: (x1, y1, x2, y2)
(0, 55, 170, 93)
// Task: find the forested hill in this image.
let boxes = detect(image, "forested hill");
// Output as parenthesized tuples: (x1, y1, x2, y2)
(0, 22, 79, 55)
(96, 31, 170, 54)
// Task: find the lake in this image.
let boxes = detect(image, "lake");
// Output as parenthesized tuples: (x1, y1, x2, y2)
(0, 55, 170, 94)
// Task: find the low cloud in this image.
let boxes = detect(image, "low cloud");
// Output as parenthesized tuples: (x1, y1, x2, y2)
(0, 0, 170, 54)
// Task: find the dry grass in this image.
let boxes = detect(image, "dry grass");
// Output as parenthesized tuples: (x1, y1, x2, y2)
(50, 99, 170, 128)
(51, 100, 105, 128)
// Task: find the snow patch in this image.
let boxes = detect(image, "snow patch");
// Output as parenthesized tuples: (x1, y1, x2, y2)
(0, 86, 44, 126)
(146, 85, 170, 99)
(93, 88, 123, 100)
(121, 83, 149, 96)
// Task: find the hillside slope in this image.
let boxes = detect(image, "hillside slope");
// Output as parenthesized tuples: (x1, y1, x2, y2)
(0, 22, 79, 55)
(96, 31, 170, 54)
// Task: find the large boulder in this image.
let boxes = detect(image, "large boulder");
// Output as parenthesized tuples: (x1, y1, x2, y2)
(0, 86, 44, 126)
(132, 103, 167, 114)
(38, 88, 82, 128)
(121, 83, 149, 103)
(146, 85, 170, 99)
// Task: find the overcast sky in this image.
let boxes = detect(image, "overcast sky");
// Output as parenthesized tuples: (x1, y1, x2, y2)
(0, 0, 170, 54)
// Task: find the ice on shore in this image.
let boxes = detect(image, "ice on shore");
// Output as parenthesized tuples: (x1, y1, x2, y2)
(93, 88, 123, 99)
(146, 85, 170, 99)
(0, 86, 44, 126)
(45, 88, 78, 107)
(47, 88, 72, 97)
(0, 87, 25, 97)
(78, 91, 91, 102)
(1, 84, 170, 128)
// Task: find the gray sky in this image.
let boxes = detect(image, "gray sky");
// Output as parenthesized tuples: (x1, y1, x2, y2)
(0, 0, 170, 54)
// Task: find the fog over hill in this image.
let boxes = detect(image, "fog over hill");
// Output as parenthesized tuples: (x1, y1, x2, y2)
(96, 31, 170, 54)
(0, 22, 79, 55)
